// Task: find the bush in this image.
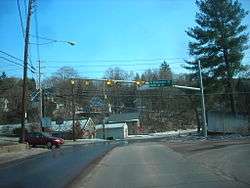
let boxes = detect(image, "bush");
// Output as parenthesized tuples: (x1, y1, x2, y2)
(13, 127, 28, 137)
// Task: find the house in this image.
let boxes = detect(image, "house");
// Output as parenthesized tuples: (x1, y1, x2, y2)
(49, 117, 96, 139)
(106, 112, 140, 135)
(95, 123, 128, 140)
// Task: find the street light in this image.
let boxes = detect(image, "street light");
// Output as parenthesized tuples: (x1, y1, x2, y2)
(65, 41, 76, 46)
(35, 38, 76, 133)
(29, 34, 76, 46)
(84, 80, 90, 86)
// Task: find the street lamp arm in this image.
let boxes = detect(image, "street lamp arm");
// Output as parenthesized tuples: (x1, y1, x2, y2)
(29, 34, 76, 46)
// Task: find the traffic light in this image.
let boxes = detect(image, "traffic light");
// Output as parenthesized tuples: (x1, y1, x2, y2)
(134, 80, 145, 87)
(84, 80, 90, 86)
(106, 80, 113, 86)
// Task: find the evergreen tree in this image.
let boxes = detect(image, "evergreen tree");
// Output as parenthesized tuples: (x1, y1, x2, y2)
(159, 61, 172, 79)
(0, 72, 7, 79)
(185, 0, 249, 114)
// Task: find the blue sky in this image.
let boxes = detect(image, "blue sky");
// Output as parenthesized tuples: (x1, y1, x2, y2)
(0, 0, 249, 80)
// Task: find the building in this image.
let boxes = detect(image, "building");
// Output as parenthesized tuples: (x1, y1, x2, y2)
(0, 123, 38, 136)
(96, 123, 128, 140)
(106, 112, 140, 135)
(49, 117, 96, 139)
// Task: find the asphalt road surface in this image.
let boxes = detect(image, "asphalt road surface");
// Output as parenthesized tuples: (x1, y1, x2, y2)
(0, 142, 116, 188)
(71, 142, 250, 188)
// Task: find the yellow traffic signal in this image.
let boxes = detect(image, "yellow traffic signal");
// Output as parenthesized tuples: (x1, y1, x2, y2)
(84, 80, 90, 86)
(135, 80, 141, 85)
(71, 80, 75, 85)
(106, 80, 113, 86)
(134, 80, 145, 86)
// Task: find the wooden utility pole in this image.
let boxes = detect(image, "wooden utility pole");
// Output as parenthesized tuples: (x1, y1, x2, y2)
(198, 61, 207, 137)
(20, 0, 33, 143)
(71, 80, 76, 141)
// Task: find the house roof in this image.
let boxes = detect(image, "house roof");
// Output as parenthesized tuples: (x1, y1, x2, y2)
(96, 123, 127, 130)
(50, 119, 89, 132)
(106, 112, 139, 123)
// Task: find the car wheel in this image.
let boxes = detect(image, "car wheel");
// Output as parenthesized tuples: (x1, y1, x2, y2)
(32, 144, 36, 148)
(47, 142, 52, 149)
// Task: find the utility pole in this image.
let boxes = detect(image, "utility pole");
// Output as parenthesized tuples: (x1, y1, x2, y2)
(198, 61, 207, 137)
(39, 60, 43, 131)
(34, 1, 43, 131)
(102, 84, 107, 140)
(71, 80, 76, 141)
(20, 0, 33, 143)
(42, 89, 45, 117)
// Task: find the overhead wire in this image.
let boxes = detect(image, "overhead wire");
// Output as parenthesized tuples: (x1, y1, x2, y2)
(16, 0, 25, 38)
(0, 56, 23, 68)
(48, 90, 250, 98)
(0, 56, 36, 73)
(0, 50, 23, 62)
(0, 50, 36, 72)
(16, 0, 36, 76)
(23, 0, 27, 17)
(34, 2, 41, 84)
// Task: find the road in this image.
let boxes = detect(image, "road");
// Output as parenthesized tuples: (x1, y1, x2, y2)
(71, 141, 250, 188)
(0, 142, 116, 188)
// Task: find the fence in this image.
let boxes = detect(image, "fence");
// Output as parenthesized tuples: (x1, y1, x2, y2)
(207, 111, 250, 134)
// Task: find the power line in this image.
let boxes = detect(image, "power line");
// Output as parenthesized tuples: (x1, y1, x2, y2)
(16, 0, 36, 75)
(0, 50, 23, 62)
(41, 59, 250, 66)
(42, 61, 185, 67)
(0, 56, 23, 67)
(0, 56, 36, 73)
(23, 0, 27, 18)
(29, 41, 60, 45)
(49, 90, 250, 98)
(0, 50, 36, 71)
(34, 4, 40, 64)
(44, 58, 176, 63)
(16, 0, 25, 38)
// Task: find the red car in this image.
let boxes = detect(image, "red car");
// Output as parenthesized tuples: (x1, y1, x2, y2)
(25, 132, 64, 149)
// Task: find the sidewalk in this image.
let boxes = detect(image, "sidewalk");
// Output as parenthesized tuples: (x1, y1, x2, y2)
(0, 144, 49, 166)
(63, 138, 110, 146)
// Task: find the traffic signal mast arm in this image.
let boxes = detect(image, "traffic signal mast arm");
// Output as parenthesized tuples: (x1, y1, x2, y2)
(172, 84, 200, 91)
(70, 78, 200, 90)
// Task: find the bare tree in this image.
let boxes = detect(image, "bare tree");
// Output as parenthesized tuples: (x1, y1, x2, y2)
(104, 67, 129, 80)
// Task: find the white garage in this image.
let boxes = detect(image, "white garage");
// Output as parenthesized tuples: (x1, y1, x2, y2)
(96, 123, 128, 140)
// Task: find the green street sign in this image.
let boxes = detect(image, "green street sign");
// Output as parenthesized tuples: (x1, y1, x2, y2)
(149, 80, 172, 87)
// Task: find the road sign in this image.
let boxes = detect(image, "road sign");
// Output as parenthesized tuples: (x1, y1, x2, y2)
(149, 80, 172, 87)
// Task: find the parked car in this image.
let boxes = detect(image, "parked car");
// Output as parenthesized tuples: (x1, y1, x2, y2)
(25, 132, 64, 149)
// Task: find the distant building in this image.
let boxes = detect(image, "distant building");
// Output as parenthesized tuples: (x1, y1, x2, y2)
(49, 117, 96, 139)
(0, 123, 37, 136)
(106, 112, 140, 135)
(96, 123, 128, 140)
